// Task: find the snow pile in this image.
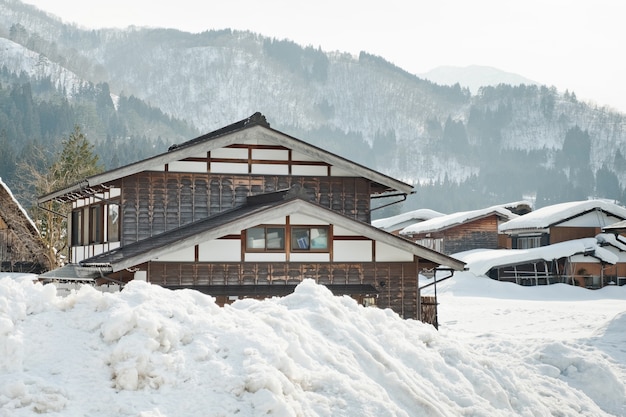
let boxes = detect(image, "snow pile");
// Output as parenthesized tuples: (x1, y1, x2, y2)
(1, 273, 625, 416)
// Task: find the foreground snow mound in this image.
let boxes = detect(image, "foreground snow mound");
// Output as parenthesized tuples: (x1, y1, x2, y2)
(0, 276, 621, 416)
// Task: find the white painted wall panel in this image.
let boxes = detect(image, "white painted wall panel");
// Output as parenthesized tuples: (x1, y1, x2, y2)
(333, 241, 372, 262)
(199, 240, 241, 262)
(168, 161, 207, 173)
(333, 226, 359, 236)
(290, 253, 330, 262)
(210, 162, 248, 174)
(251, 164, 289, 175)
(252, 149, 289, 160)
(291, 151, 317, 162)
(211, 148, 248, 158)
(245, 253, 287, 262)
(290, 214, 328, 225)
(292, 165, 328, 176)
(376, 242, 414, 262)
(330, 166, 357, 177)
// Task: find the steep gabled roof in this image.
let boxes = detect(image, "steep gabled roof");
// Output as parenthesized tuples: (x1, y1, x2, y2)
(0, 178, 51, 270)
(38, 112, 414, 203)
(400, 205, 517, 236)
(499, 200, 626, 233)
(79, 195, 465, 273)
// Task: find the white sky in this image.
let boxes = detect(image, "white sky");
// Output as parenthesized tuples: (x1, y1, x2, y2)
(20, 0, 626, 112)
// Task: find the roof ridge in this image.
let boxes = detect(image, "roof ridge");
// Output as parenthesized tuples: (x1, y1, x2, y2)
(168, 112, 269, 151)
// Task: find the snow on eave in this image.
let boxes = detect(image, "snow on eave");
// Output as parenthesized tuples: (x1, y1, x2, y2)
(499, 199, 626, 232)
(372, 208, 444, 230)
(399, 205, 517, 235)
(455, 238, 618, 276)
(596, 233, 626, 252)
(0, 177, 40, 236)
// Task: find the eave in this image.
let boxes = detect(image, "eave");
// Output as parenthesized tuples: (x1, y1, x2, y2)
(80, 197, 465, 273)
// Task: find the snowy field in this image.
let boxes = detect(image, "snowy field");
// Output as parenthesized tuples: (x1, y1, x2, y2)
(0, 268, 625, 417)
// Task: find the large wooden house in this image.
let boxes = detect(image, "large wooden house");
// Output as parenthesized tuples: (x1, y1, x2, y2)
(38, 113, 465, 320)
(1, 179, 51, 273)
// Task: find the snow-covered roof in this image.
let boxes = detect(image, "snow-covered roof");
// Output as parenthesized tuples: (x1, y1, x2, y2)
(372, 209, 444, 230)
(455, 238, 619, 276)
(0, 177, 39, 235)
(400, 205, 517, 235)
(596, 233, 626, 252)
(499, 200, 626, 233)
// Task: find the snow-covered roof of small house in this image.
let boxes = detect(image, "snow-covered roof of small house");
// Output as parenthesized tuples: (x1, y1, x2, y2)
(596, 233, 626, 252)
(372, 209, 444, 231)
(602, 219, 626, 233)
(399, 205, 517, 236)
(455, 238, 618, 277)
(499, 200, 626, 233)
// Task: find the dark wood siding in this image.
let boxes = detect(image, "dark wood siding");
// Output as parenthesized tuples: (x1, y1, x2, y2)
(119, 173, 372, 245)
(409, 215, 500, 255)
(145, 261, 419, 319)
(549, 226, 600, 244)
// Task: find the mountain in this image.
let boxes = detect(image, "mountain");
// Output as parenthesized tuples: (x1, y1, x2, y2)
(419, 65, 539, 93)
(1, 0, 626, 215)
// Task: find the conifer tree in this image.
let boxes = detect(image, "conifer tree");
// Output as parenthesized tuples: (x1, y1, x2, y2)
(20, 125, 103, 268)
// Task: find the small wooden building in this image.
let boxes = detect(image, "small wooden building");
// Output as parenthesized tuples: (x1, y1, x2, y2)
(499, 200, 626, 249)
(399, 205, 517, 255)
(38, 113, 465, 320)
(0, 179, 51, 273)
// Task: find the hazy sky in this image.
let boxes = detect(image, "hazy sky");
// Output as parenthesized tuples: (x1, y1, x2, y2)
(21, 0, 626, 112)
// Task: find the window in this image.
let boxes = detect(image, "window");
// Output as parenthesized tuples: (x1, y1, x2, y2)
(71, 209, 83, 246)
(516, 236, 542, 249)
(107, 203, 120, 242)
(244, 225, 330, 252)
(90, 206, 103, 243)
(71, 201, 120, 246)
(246, 226, 285, 251)
(291, 226, 329, 251)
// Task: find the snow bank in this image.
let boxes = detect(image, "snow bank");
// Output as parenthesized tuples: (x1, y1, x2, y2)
(0, 274, 624, 416)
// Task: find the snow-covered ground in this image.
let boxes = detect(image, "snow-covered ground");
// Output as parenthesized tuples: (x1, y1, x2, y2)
(0, 269, 624, 417)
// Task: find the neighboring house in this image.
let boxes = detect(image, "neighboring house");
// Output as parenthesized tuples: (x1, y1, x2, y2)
(372, 208, 444, 235)
(485, 200, 626, 288)
(598, 220, 626, 285)
(0, 178, 51, 273)
(38, 113, 465, 320)
(458, 238, 619, 288)
(499, 200, 626, 249)
(399, 205, 518, 254)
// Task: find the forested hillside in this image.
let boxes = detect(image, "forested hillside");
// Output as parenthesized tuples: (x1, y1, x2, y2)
(1, 0, 626, 216)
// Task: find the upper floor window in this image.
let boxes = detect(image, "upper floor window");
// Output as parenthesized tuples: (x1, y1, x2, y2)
(245, 225, 329, 252)
(516, 236, 542, 249)
(291, 226, 328, 251)
(246, 226, 286, 251)
(71, 200, 120, 246)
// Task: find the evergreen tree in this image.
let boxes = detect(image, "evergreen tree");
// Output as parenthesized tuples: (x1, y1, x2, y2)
(21, 125, 104, 267)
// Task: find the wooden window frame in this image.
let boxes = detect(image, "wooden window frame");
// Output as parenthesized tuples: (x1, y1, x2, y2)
(243, 224, 332, 254)
(89, 205, 104, 244)
(106, 200, 121, 243)
(290, 225, 330, 252)
(244, 225, 286, 252)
